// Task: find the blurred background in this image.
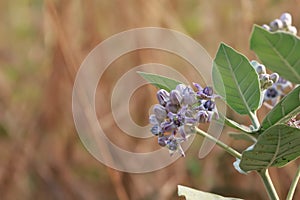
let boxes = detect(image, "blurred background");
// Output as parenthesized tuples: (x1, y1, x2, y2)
(0, 0, 300, 199)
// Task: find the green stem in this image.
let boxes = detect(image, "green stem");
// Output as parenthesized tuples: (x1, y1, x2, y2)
(259, 169, 279, 200)
(195, 127, 242, 159)
(286, 165, 300, 200)
(249, 111, 260, 130)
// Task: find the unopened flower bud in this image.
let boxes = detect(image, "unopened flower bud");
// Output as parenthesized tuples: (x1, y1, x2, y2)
(182, 87, 197, 105)
(263, 80, 274, 89)
(198, 110, 208, 123)
(261, 74, 270, 82)
(262, 24, 271, 31)
(165, 102, 179, 113)
(270, 73, 279, 83)
(170, 90, 182, 105)
(149, 114, 158, 125)
(153, 104, 167, 121)
(158, 136, 167, 147)
(151, 125, 161, 136)
(288, 26, 297, 35)
(256, 65, 266, 74)
(270, 19, 283, 31)
(175, 84, 186, 95)
(280, 13, 292, 27)
(156, 89, 169, 106)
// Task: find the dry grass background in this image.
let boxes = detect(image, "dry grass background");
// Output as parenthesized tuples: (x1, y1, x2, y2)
(0, 0, 300, 199)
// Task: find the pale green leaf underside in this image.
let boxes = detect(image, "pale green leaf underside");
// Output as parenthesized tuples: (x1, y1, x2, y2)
(224, 117, 253, 133)
(228, 132, 256, 143)
(213, 43, 261, 115)
(240, 125, 300, 172)
(261, 86, 300, 131)
(137, 71, 182, 92)
(250, 25, 300, 83)
(178, 185, 243, 200)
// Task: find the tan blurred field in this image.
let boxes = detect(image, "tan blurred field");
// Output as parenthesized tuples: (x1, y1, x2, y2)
(0, 0, 300, 199)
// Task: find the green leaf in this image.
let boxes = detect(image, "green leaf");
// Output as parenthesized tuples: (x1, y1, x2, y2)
(178, 185, 243, 200)
(250, 25, 300, 83)
(213, 43, 261, 115)
(261, 86, 300, 131)
(240, 124, 300, 172)
(137, 71, 182, 92)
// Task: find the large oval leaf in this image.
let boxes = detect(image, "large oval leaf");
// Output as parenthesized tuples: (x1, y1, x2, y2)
(250, 25, 300, 83)
(178, 185, 243, 200)
(240, 124, 300, 172)
(213, 43, 261, 115)
(137, 71, 182, 92)
(261, 86, 300, 131)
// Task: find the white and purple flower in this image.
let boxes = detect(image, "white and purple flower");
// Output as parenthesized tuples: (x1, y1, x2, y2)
(149, 83, 219, 156)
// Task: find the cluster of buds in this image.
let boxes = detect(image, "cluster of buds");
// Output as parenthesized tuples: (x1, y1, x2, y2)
(251, 60, 292, 105)
(262, 13, 297, 35)
(149, 83, 218, 156)
(251, 60, 279, 90)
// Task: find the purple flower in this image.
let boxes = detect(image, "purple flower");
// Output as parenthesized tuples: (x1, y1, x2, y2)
(149, 82, 219, 156)
(161, 121, 177, 132)
(166, 136, 186, 157)
(153, 104, 167, 122)
(193, 83, 217, 99)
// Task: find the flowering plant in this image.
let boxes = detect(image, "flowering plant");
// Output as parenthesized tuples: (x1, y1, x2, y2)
(139, 13, 300, 200)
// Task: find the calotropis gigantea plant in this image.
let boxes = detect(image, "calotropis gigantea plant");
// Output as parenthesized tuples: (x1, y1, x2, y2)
(138, 13, 300, 200)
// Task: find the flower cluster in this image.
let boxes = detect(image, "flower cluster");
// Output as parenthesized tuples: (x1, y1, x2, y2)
(262, 13, 297, 35)
(251, 60, 279, 90)
(149, 83, 218, 156)
(251, 60, 292, 105)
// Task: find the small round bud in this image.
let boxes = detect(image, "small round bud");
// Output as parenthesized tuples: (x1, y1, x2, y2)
(280, 13, 292, 27)
(170, 90, 182, 105)
(270, 73, 279, 83)
(165, 102, 179, 113)
(264, 80, 274, 89)
(182, 87, 197, 105)
(175, 84, 186, 95)
(288, 26, 297, 35)
(153, 104, 167, 121)
(197, 110, 208, 123)
(156, 89, 169, 106)
(256, 64, 266, 74)
(261, 74, 270, 82)
(158, 136, 167, 147)
(262, 24, 271, 31)
(270, 19, 283, 31)
(151, 125, 161, 136)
